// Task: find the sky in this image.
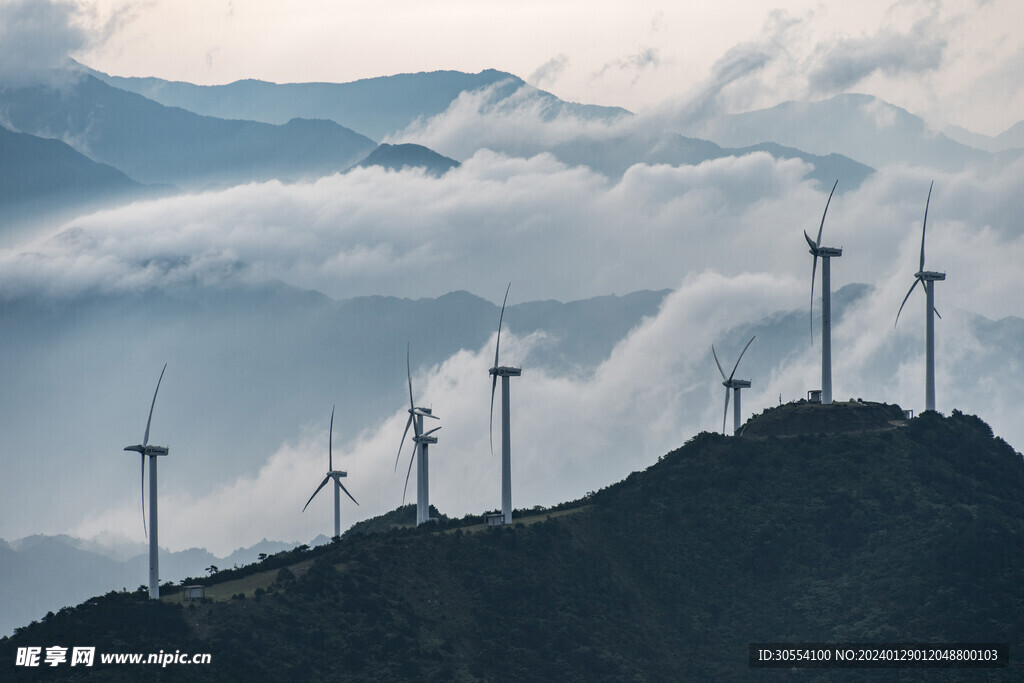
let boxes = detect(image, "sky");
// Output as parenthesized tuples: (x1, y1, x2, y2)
(1, 0, 1023, 562)
(2, 0, 1021, 136)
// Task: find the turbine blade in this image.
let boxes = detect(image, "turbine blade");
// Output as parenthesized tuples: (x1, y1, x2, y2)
(489, 374, 497, 455)
(816, 179, 838, 247)
(395, 414, 412, 472)
(894, 278, 921, 327)
(728, 336, 756, 382)
(329, 405, 334, 472)
(302, 476, 331, 513)
(494, 282, 510, 368)
(722, 388, 731, 435)
(933, 306, 941, 320)
(337, 480, 359, 506)
(711, 345, 726, 380)
(402, 447, 416, 505)
(421, 426, 442, 438)
(140, 454, 147, 539)
(920, 181, 933, 272)
(142, 363, 167, 446)
(407, 344, 415, 412)
(803, 229, 817, 251)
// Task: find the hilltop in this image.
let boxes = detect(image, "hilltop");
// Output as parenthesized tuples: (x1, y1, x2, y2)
(741, 399, 908, 437)
(3, 410, 1023, 680)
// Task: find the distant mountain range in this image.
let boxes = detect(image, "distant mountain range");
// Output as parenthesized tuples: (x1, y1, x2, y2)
(0, 124, 167, 230)
(546, 130, 873, 189)
(2, 66, 1007, 227)
(688, 93, 1023, 171)
(89, 67, 631, 141)
(0, 74, 376, 189)
(943, 119, 1024, 154)
(0, 284, 673, 537)
(0, 534, 296, 638)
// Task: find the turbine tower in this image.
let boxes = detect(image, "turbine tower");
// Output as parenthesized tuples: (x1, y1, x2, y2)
(804, 179, 842, 405)
(396, 346, 440, 526)
(123, 363, 169, 600)
(896, 181, 945, 412)
(302, 405, 358, 539)
(489, 283, 521, 525)
(712, 336, 755, 435)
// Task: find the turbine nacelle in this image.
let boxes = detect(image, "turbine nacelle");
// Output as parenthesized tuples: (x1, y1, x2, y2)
(489, 365, 522, 377)
(409, 406, 437, 418)
(722, 379, 751, 390)
(413, 434, 439, 445)
(124, 445, 168, 456)
(915, 271, 946, 281)
(327, 470, 348, 478)
(809, 245, 843, 257)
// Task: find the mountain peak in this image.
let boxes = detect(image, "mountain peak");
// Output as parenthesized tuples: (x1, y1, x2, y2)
(355, 143, 459, 175)
(741, 399, 908, 437)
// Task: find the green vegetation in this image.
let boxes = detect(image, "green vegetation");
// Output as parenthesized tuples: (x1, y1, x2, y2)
(3, 410, 1022, 680)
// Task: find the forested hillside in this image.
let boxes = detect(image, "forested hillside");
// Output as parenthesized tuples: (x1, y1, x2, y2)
(3, 409, 1021, 680)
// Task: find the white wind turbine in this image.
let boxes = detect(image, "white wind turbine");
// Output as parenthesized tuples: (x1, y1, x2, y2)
(302, 405, 358, 539)
(804, 179, 842, 405)
(712, 336, 755, 435)
(489, 283, 521, 525)
(896, 181, 945, 413)
(123, 363, 169, 600)
(395, 345, 441, 526)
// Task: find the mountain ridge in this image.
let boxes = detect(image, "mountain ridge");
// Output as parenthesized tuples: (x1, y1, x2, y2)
(0, 124, 170, 231)
(0, 73, 376, 189)
(88, 67, 631, 142)
(690, 92, 1019, 171)
(2, 408, 1021, 679)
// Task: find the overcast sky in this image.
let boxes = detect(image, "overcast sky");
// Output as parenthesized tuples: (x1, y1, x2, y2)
(3, 0, 1019, 136)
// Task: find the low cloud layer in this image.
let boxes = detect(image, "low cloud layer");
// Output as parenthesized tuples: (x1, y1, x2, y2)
(5, 140, 1021, 311)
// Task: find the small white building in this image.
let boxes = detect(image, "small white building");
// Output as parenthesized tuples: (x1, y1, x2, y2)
(183, 585, 205, 600)
(807, 389, 822, 404)
(484, 513, 505, 527)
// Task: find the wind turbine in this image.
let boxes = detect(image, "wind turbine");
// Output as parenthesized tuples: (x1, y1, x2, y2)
(302, 405, 358, 539)
(123, 363, 169, 600)
(895, 181, 945, 412)
(489, 283, 521, 525)
(395, 345, 440, 526)
(804, 179, 842, 405)
(712, 336, 755, 435)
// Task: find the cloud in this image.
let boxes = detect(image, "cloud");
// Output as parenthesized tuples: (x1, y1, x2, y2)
(648, 10, 803, 127)
(528, 54, 569, 89)
(0, 149, 821, 304)
(0, 0, 134, 86)
(595, 47, 662, 84)
(0, 0, 86, 84)
(807, 16, 948, 94)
